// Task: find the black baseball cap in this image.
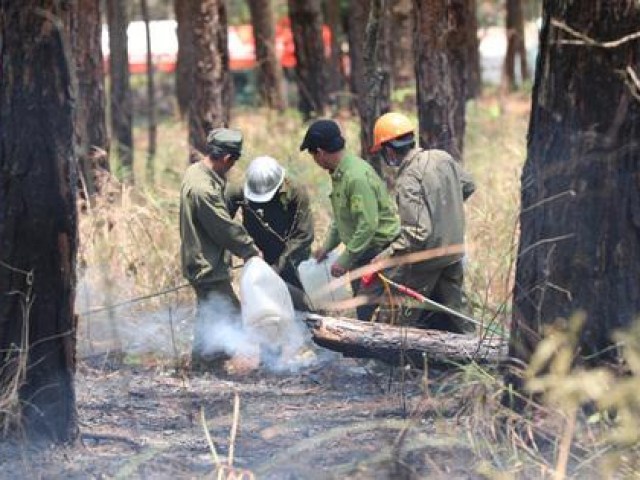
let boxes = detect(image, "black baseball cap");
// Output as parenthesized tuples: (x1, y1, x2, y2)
(299, 119, 346, 153)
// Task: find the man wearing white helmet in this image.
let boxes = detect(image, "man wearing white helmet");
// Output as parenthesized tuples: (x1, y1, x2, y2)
(228, 156, 314, 302)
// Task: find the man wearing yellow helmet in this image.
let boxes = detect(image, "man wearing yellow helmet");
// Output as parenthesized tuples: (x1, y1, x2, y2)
(371, 112, 476, 333)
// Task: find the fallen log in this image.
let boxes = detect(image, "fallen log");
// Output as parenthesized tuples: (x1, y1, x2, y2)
(303, 314, 508, 367)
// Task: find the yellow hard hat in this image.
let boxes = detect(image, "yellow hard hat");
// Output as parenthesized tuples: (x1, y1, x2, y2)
(371, 112, 414, 153)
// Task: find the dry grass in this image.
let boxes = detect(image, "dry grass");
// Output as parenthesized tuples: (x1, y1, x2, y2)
(74, 96, 640, 477)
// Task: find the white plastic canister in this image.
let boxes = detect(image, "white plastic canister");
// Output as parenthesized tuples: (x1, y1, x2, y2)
(240, 257, 296, 347)
(297, 250, 352, 310)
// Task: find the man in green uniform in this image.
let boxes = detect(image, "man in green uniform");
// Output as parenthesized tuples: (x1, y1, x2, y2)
(300, 119, 400, 321)
(371, 112, 476, 333)
(180, 128, 261, 369)
(228, 156, 314, 310)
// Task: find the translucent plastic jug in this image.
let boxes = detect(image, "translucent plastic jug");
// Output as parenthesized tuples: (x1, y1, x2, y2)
(240, 257, 300, 349)
(297, 250, 352, 310)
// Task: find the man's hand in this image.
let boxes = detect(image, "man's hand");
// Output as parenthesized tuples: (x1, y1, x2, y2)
(313, 247, 328, 263)
(330, 261, 347, 278)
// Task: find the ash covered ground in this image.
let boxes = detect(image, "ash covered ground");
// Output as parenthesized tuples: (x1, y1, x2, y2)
(1, 350, 481, 480)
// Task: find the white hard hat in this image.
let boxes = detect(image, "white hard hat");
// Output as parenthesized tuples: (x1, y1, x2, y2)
(244, 156, 285, 203)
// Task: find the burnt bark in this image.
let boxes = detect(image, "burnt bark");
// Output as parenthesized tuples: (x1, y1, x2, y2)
(510, 2, 640, 373)
(188, 0, 230, 160)
(502, 0, 529, 92)
(360, 0, 392, 172)
(106, 0, 134, 183)
(248, 0, 286, 110)
(413, 0, 464, 161)
(390, 0, 414, 91)
(305, 315, 506, 366)
(74, 0, 109, 198)
(174, 0, 194, 119)
(287, 0, 326, 118)
(0, 1, 78, 442)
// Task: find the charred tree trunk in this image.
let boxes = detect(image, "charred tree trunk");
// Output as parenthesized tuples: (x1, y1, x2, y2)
(74, 0, 109, 199)
(502, 0, 529, 92)
(248, 0, 286, 110)
(509, 2, 640, 380)
(141, 0, 157, 184)
(288, 0, 326, 119)
(390, 0, 414, 92)
(0, 1, 79, 442)
(305, 315, 506, 366)
(413, 0, 463, 161)
(106, 0, 134, 183)
(360, 0, 392, 172)
(174, 0, 194, 119)
(347, 1, 369, 115)
(466, 0, 482, 99)
(189, 0, 230, 160)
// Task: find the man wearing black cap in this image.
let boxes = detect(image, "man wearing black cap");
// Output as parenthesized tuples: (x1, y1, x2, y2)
(300, 119, 400, 321)
(180, 128, 261, 370)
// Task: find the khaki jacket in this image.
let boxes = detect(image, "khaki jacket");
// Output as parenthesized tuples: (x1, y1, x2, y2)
(388, 148, 475, 273)
(180, 162, 258, 285)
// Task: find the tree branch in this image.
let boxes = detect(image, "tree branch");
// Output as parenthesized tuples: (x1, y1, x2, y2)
(551, 18, 640, 48)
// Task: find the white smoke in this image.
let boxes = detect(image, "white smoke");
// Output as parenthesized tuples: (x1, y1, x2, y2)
(75, 262, 319, 372)
(196, 290, 316, 373)
(75, 266, 192, 359)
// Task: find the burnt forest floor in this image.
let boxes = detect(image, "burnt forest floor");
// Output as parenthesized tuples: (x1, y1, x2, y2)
(0, 348, 602, 480)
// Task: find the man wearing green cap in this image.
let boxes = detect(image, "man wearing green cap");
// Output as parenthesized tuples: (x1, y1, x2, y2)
(300, 119, 400, 321)
(180, 128, 261, 370)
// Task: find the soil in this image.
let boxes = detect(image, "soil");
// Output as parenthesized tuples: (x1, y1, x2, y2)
(0, 350, 480, 480)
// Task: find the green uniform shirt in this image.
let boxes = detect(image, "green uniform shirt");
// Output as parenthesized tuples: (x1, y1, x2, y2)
(323, 152, 400, 268)
(180, 162, 259, 285)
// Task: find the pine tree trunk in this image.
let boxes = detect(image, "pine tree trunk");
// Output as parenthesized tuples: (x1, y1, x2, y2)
(413, 0, 463, 161)
(74, 0, 109, 198)
(502, 0, 528, 92)
(106, 0, 134, 183)
(174, 0, 194, 119)
(466, 0, 482, 99)
(390, 0, 414, 91)
(324, 0, 345, 106)
(141, 0, 157, 184)
(248, 0, 286, 110)
(288, 0, 326, 119)
(189, 0, 230, 160)
(0, 1, 79, 442)
(217, 1, 232, 123)
(305, 314, 507, 366)
(360, 0, 392, 172)
(446, 0, 472, 158)
(347, 1, 369, 115)
(510, 2, 640, 373)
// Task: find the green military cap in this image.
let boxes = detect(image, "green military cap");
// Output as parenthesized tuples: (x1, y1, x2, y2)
(206, 128, 243, 157)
